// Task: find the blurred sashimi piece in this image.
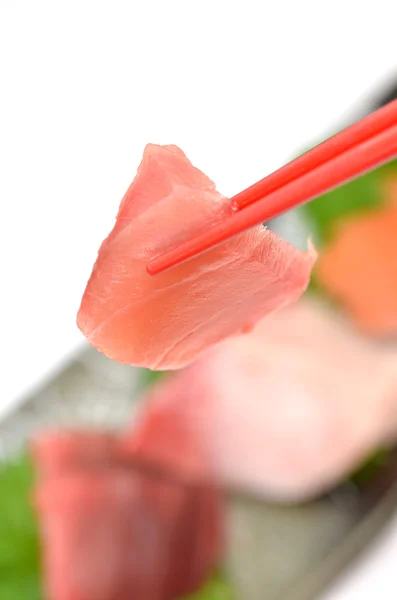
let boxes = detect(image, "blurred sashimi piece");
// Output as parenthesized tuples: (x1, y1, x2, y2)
(31, 431, 121, 480)
(124, 375, 214, 484)
(125, 300, 397, 501)
(317, 203, 397, 336)
(164, 478, 223, 599)
(31, 428, 212, 487)
(32, 433, 224, 600)
(77, 144, 315, 370)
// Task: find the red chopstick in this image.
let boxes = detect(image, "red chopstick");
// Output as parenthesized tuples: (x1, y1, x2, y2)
(147, 102, 397, 276)
(232, 98, 397, 211)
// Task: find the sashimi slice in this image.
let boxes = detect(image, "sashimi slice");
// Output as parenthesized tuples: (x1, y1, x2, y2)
(35, 472, 195, 600)
(32, 433, 224, 600)
(77, 144, 315, 370)
(317, 205, 397, 336)
(124, 299, 397, 501)
(31, 431, 120, 480)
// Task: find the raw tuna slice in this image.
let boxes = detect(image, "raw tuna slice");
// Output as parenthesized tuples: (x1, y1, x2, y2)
(31, 431, 120, 480)
(77, 144, 315, 370)
(32, 432, 223, 600)
(125, 299, 397, 501)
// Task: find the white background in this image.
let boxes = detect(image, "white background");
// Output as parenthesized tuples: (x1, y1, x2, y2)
(1, 1, 397, 598)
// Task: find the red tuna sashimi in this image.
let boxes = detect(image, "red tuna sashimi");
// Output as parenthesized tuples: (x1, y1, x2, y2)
(164, 478, 223, 599)
(77, 144, 315, 370)
(34, 473, 223, 600)
(125, 299, 397, 501)
(32, 433, 223, 600)
(31, 431, 120, 479)
(31, 428, 210, 486)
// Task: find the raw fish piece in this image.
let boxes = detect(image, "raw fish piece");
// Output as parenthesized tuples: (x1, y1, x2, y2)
(77, 144, 315, 370)
(31, 431, 120, 479)
(32, 432, 223, 600)
(125, 300, 397, 501)
(317, 205, 397, 336)
(35, 471, 222, 600)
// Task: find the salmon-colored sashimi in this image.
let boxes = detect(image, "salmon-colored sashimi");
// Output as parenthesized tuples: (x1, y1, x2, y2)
(317, 204, 397, 337)
(124, 300, 397, 501)
(77, 144, 315, 370)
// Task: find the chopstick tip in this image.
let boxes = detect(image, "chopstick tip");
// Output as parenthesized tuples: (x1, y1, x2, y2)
(146, 262, 159, 276)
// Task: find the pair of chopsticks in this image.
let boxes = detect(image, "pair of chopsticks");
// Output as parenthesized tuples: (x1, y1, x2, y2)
(147, 99, 397, 276)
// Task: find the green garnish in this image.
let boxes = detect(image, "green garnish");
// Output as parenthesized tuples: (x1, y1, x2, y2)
(350, 448, 390, 487)
(186, 571, 234, 599)
(140, 368, 168, 388)
(0, 454, 41, 600)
